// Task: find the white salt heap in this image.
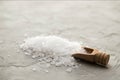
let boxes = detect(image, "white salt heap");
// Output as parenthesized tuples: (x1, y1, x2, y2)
(20, 35, 83, 72)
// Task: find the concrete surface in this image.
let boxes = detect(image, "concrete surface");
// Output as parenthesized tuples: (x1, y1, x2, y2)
(0, 1, 120, 80)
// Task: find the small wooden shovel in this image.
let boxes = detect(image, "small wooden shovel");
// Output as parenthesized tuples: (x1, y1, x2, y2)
(72, 47, 110, 66)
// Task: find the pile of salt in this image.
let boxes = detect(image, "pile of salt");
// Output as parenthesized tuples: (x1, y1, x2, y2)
(20, 35, 83, 72)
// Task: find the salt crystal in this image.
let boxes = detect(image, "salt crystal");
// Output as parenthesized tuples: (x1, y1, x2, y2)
(32, 68, 36, 71)
(32, 55, 36, 59)
(55, 62, 62, 67)
(66, 68, 72, 72)
(44, 69, 49, 73)
(24, 52, 31, 55)
(20, 35, 84, 72)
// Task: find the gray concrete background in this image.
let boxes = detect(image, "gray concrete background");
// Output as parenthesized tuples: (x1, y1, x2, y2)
(0, 1, 120, 80)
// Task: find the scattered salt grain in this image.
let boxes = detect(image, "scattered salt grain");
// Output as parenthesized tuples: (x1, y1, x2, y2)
(24, 52, 31, 55)
(66, 68, 72, 73)
(32, 55, 36, 59)
(20, 35, 84, 73)
(55, 62, 62, 67)
(44, 69, 49, 73)
(32, 68, 36, 71)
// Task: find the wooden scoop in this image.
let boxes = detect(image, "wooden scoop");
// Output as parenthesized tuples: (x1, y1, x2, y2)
(72, 47, 110, 66)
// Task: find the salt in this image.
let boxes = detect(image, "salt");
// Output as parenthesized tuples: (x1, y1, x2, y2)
(20, 35, 84, 72)
(32, 68, 36, 71)
(66, 68, 72, 72)
(44, 69, 49, 73)
(24, 52, 31, 55)
(55, 62, 62, 67)
(32, 55, 36, 59)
